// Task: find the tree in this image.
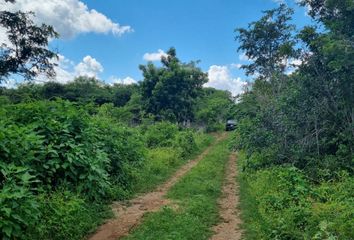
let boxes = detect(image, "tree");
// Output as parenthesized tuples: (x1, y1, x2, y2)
(233, 2, 353, 178)
(139, 48, 208, 123)
(194, 88, 234, 131)
(63, 77, 113, 105)
(236, 4, 298, 81)
(112, 83, 139, 107)
(0, 0, 59, 82)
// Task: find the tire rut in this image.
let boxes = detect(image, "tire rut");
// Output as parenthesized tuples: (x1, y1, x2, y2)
(88, 133, 227, 240)
(210, 152, 242, 240)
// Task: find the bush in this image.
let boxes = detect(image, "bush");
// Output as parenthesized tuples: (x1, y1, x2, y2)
(238, 151, 354, 240)
(173, 130, 198, 159)
(0, 121, 42, 167)
(309, 173, 354, 239)
(26, 191, 111, 240)
(0, 163, 39, 240)
(245, 167, 311, 239)
(92, 115, 145, 193)
(3, 100, 111, 200)
(143, 122, 179, 148)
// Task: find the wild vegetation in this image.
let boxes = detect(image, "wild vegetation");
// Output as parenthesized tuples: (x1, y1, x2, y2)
(232, 1, 353, 239)
(1, 0, 353, 239)
(0, 4, 233, 237)
(0, 67, 233, 239)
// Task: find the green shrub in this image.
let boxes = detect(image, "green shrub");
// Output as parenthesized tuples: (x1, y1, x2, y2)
(143, 121, 179, 148)
(308, 173, 354, 239)
(26, 191, 111, 240)
(173, 130, 198, 159)
(0, 163, 39, 240)
(238, 151, 354, 240)
(97, 103, 133, 125)
(92, 115, 145, 193)
(194, 131, 214, 150)
(0, 121, 42, 166)
(3, 100, 110, 200)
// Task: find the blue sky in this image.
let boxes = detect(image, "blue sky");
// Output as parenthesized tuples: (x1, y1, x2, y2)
(1, 0, 312, 94)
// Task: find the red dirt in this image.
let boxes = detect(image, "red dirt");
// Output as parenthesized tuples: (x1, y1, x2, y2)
(88, 133, 226, 240)
(210, 153, 242, 240)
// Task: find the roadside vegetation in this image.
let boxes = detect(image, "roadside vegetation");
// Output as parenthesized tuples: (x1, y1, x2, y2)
(125, 136, 230, 240)
(1, 0, 353, 239)
(0, 71, 232, 239)
(0, 7, 234, 237)
(233, 1, 353, 239)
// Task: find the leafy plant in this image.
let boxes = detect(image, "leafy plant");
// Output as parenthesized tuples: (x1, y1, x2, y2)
(0, 163, 39, 239)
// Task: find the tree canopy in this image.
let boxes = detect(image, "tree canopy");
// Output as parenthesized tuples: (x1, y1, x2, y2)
(139, 47, 208, 123)
(0, 0, 58, 82)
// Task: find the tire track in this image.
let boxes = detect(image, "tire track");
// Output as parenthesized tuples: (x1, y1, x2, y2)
(88, 133, 227, 240)
(210, 152, 242, 240)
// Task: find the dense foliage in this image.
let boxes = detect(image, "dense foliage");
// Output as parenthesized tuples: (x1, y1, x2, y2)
(233, 2, 353, 239)
(140, 48, 208, 123)
(0, 95, 215, 239)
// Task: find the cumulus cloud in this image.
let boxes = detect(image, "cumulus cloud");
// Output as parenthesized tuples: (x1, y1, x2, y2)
(110, 76, 137, 85)
(1, 53, 105, 86)
(74, 55, 103, 78)
(34, 54, 103, 84)
(205, 65, 247, 96)
(33, 54, 74, 84)
(0, 0, 133, 39)
(230, 63, 242, 69)
(143, 49, 167, 61)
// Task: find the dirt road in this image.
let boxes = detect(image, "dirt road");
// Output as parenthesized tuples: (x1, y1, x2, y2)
(210, 153, 242, 240)
(89, 133, 226, 240)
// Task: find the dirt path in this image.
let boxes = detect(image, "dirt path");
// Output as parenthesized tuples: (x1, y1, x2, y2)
(210, 152, 242, 240)
(89, 133, 226, 240)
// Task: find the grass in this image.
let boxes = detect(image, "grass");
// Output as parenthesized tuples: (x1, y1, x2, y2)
(132, 133, 214, 194)
(124, 135, 231, 240)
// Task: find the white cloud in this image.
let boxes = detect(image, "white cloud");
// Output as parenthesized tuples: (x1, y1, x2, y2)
(285, 58, 303, 75)
(0, 0, 133, 39)
(205, 65, 247, 96)
(0, 78, 17, 89)
(74, 55, 103, 78)
(1, 53, 105, 86)
(143, 49, 167, 61)
(34, 55, 103, 84)
(110, 76, 137, 85)
(230, 63, 242, 69)
(0, 28, 10, 46)
(239, 52, 251, 62)
(33, 54, 74, 84)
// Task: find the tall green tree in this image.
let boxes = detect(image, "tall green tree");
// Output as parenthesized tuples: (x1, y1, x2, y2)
(236, 4, 298, 81)
(139, 48, 208, 123)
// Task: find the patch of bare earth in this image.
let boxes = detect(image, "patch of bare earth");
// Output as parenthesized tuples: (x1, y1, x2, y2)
(88, 133, 226, 240)
(210, 152, 242, 240)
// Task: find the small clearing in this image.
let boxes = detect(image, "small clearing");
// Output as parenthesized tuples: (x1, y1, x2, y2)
(210, 153, 242, 240)
(89, 133, 226, 240)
